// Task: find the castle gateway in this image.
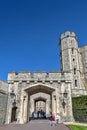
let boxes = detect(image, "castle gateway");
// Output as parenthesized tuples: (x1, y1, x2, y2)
(6, 31, 87, 124)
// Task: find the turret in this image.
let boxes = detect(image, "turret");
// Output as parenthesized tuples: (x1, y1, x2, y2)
(59, 31, 84, 89)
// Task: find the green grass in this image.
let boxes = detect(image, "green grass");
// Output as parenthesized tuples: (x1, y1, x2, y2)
(68, 125, 87, 130)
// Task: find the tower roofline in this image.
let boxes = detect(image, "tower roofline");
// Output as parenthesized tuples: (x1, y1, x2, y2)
(60, 31, 77, 40)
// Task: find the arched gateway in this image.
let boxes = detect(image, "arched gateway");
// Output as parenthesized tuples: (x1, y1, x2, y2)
(6, 71, 73, 124)
(22, 83, 55, 123)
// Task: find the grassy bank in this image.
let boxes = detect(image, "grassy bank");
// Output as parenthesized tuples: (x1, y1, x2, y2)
(68, 125, 87, 130)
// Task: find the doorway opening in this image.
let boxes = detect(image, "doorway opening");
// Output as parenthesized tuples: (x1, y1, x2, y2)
(24, 83, 55, 122)
(11, 107, 17, 122)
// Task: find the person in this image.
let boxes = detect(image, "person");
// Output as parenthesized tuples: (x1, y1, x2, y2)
(50, 115, 53, 126)
(50, 114, 56, 126)
(32, 111, 34, 119)
(56, 113, 59, 124)
(52, 114, 56, 121)
(17, 117, 20, 123)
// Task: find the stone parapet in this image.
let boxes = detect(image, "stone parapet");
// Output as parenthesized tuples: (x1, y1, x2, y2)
(60, 31, 77, 40)
(8, 71, 72, 83)
(0, 80, 8, 93)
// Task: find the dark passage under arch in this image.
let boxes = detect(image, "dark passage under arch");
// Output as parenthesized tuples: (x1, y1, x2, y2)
(11, 107, 17, 122)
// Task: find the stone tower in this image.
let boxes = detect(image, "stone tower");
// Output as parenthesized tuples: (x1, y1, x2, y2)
(59, 31, 85, 90)
(81, 45, 87, 83)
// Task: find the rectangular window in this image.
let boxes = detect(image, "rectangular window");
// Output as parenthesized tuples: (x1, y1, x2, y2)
(74, 68, 76, 74)
(75, 80, 77, 87)
(72, 48, 74, 54)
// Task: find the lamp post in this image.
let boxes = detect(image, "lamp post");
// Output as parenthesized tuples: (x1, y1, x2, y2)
(62, 99, 66, 113)
(63, 89, 68, 98)
(61, 89, 68, 113)
(10, 91, 16, 107)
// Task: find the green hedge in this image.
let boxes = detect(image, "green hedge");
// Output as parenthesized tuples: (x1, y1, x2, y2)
(72, 96, 87, 122)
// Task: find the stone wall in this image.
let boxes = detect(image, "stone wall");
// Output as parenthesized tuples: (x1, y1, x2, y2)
(0, 81, 8, 124)
(81, 45, 87, 83)
(0, 80, 8, 92)
(0, 91, 8, 124)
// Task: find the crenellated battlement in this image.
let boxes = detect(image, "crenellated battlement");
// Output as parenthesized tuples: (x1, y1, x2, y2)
(8, 71, 71, 83)
(60, 31, 77, 40)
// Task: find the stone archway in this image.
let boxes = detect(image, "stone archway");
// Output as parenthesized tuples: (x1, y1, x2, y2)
(21, 83, 57, 123)
(29, 94, 51, 119)
(34, 97, 46, 113)
(31, 96, 46, 119)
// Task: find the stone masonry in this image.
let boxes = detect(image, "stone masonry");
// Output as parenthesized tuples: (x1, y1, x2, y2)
(0, 81, 8, 124)
(0, 31, 87, 124)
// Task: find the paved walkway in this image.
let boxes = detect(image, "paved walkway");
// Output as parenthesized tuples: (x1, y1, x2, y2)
(0, 120, 70, 130)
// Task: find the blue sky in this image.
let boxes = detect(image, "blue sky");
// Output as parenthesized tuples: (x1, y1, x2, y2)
(0, 0, 87, 81)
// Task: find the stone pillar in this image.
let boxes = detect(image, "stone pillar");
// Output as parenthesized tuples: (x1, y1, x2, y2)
(30, 99, 34, 117)
(46, 99, 51, 117)
(27, 95, 30, 121)
(67, 83, 74, 121)
(19, 91, 28, 124)
(19, 92, 24, 123)
(52, 91, 56, 115)
(56, 87, 60, 114)
(23, 95, 28, 123)
(5, 101, 12, 124)
(5, 83, 13, 124)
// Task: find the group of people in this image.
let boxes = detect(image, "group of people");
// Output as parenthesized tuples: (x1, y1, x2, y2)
(50, 113, 59, 126)
(32, 110, 46, 119)
(37, 110, 46, 118)
(31, 110, 60, 126)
